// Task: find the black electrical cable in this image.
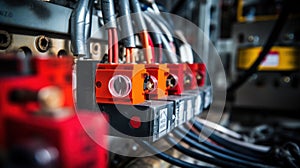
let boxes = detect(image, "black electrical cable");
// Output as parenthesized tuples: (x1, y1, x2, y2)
(193, 121, 271, 158)
(135, 140, 209, 168)
(143, 13, 162, 45)
(84, 0, 94, 44)
(118, 0, 135, 48)
(195, 118, 243, 139)
(143, 12, 178, 63)
(180, 126, 268, 163)
(282, 142, 300, 167)
(194, 121, 299, 166)
(70, 0, 93, 57)
(284, 142, 300, 162)
(170, 0, 187, 14)
(130, 0, 147, 31)
(227, 0, 291, 93)
(173, 129, 276, 168)
(101, 0, 117, 28)
(274, 146, 299, 168)
(155, 3, 175, 28)
(194, 120, 272, 153)
(145, 10, 174, 35)
(165, 136, 246, 168)
(144, 11, 174, 43)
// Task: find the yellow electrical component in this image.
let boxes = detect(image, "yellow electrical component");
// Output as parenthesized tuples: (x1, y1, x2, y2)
(237, 0, 300, 22)
(237, 46, 300, 71)
(237, 0, 276, 22)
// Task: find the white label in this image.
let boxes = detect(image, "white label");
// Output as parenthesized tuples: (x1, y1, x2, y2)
(204, 91, 211, 108)
(175, 105, 179, 127)
(178, 101, 185, 124)
(195, 95, 201, 115)
(187, 100, 193, 120)
(153, 112, 159, 139)
(158, 108, 168, 135)
(261, 52, 279, 67)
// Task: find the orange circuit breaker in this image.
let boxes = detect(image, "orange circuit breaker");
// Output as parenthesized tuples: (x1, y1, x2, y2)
(95, 64, 148, 105)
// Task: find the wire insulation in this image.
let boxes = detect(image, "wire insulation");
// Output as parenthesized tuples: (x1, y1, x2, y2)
(173, 129, 275, 168)
(165, 136, 245, 168)
(140, 31, 152, 63)
(135, 140, 208, 168)
(108, 29, 113, 63)
(113, 28, 119, 63)
(193, 121, 271, 157)
(181, 126, 267, 163)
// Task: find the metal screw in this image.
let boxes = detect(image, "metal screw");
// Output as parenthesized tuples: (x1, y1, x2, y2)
(247, 35, 259, 43)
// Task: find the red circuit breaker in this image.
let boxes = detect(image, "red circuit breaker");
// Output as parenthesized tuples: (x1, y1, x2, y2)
(186, 63, 206, 90)
(5, 112, 108, 168)
(197, 63, 206, 87)
(184, 64, 197, 90)
(0, 56, 73, 146)
(0, 56, 108, 168)
(166, 63, 185, 95)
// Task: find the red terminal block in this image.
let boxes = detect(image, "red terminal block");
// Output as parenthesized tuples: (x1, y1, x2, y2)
(0, 56, 108, 168)
(196, 63, 206, 87)
(184, 64, 198, 90)
(166, 63, 185, 95)
(95, 64, 148, 105)
(0, 56, 74, 148)
(145, 64, 169, 99)
(4, 112, 108, 168)
(31, 57, 74, 107)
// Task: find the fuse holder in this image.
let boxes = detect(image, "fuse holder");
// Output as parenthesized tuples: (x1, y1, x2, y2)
(145, 64, 169, 100)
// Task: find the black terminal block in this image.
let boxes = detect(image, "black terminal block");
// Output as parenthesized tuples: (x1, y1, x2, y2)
(154, 94, 196, 129)
(98, 100, 174, 142)
(183, 89, 205, 116)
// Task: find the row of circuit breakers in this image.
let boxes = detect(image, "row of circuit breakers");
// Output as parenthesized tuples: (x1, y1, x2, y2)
(0, 55, 212, 144)
(94, 62, 212, 142)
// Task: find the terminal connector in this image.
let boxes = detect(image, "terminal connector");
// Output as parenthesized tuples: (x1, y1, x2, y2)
(167, 63, 185, 95)
(145, 64, 169, 100)
(184, 64, 198, 90)
(197, 63, 206, 87)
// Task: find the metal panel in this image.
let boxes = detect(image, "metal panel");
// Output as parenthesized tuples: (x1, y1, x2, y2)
(0, 0, 72, 34)
(76, 60, 100, 111)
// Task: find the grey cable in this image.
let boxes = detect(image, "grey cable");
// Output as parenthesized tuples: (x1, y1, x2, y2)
(118, 0, 135, 47)
(70, 0, 93, 57)
(130, 0, 147, 31)
(143, 13, 162, 45)
(144, 11, 174, 43)
(101, 0, 117, 28)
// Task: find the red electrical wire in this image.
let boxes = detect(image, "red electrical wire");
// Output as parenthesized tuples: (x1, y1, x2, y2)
(156, 44, 163, 63)
(130, 48, 135, 63)
(108, 29, 113, 63)
(147, 33, 155, 63)
(139, 31, 152, 64)
(170, 42, 176, 54)
(126, 48, 131, 63)
(112, 28, 119, 63)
